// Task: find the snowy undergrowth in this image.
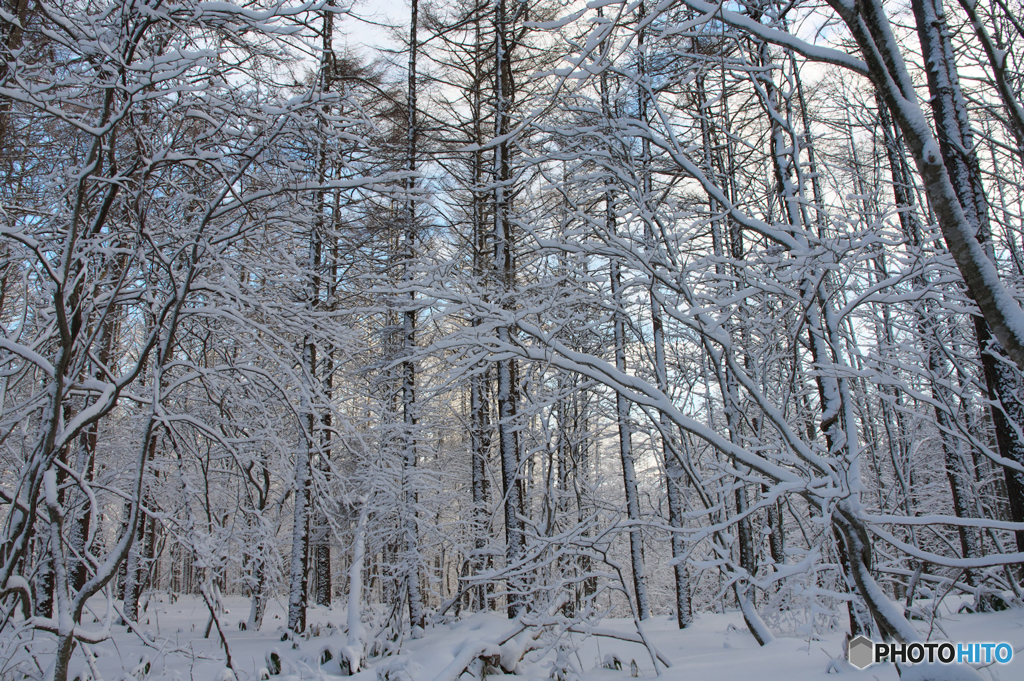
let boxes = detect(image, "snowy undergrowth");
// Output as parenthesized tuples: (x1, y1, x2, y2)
(4, 594, 1024, 681)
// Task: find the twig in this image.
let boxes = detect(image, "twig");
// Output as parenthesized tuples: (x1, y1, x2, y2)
(200, 583, 235, 674)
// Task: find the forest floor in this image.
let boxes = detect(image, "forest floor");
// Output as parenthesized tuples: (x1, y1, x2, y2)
(7, 594, 1024, 681)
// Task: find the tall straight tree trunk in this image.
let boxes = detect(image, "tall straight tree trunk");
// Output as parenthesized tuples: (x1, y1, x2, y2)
(122, 431, 158, 623)
(288, 205, 323, 633)
(470, 364, 491, 610)
(553, 376, 571, 616)
(314, 350, 333, 607)
(493, 0, 524, 619)
(37, 406, 73, 619)
(312, 4, 336, 609)
(287, 342, 314, 634)
(628, 1, 660, 624)
(610, 256, 650, 622)
(605, 76, 651, 623)
(35, 516, 54, 618)
(467, 1, 491, 614)
(719, 34, 759, 632)
(665, 442, 691, 628)
(248, 552, 268, 630)
(249, 441, 273, 630)
(403, 0, 425, 634)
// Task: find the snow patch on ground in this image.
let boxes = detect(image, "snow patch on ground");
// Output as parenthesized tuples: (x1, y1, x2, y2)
(6, 594, 1024, 680)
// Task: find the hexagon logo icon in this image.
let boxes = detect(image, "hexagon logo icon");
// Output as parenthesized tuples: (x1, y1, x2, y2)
(848, 636, 874, 669)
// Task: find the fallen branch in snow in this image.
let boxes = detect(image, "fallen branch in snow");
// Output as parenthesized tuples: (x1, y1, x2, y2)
(80, 643, 105, 681)
(111, 601, 163, 652)
(434, 640, 502, 681)
(565, 625, 673, 668)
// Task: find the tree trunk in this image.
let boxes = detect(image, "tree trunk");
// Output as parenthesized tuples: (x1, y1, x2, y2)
(403, 0, 425, 634)
(312, 3, 336, 610)
(611, 258, 651, 622)
(666, 438, 692, 628)
(122, 433, 157, 623)
(287, 342, 314, 634)
(467, 3, 492, 614)
(494, 0, 524, 619)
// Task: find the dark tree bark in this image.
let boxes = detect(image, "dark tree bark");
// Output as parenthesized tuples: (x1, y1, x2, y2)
(493, 0, 525, 619)
(403, 0, 425, 634)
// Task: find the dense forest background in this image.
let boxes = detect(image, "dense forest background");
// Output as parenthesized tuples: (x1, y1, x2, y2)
(4, 0, 1024, 679)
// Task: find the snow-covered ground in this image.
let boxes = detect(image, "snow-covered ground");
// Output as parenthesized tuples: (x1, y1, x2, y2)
(7, 595, 1024, 680)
